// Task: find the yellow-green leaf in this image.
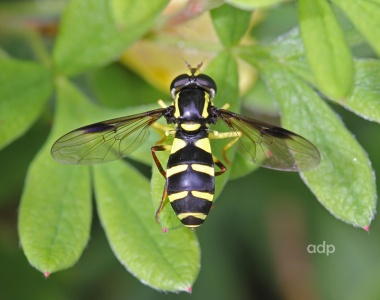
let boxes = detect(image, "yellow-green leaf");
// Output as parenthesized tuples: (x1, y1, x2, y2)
(211, 4, 252, 47)
(259, 61, 376, 228)
(226, 0, 285, 10)
(333, 59, 380, 123)
(298, 0, 354, 99)
(332, 0, 380, 56)
(0, 58, 53, 150)
(94, 161, 200, 292)
(19, 79, 92, 275)
(53, 0, 169, 76)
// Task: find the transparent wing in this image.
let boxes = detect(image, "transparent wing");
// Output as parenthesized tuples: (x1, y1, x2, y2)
(51, 108, 168, 164)
(217, 109, 320, 171)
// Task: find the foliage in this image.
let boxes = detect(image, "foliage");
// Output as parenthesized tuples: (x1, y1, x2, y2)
(1, 0, 379, 294)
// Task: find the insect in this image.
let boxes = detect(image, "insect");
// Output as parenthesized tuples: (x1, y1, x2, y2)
(51, 63, 320, 230)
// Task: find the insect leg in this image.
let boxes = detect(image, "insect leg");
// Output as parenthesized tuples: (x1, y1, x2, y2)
(157, 99, 169, 108)
(151, 145, 172, 178)
(155, 186, 168, 223)
(220, 103, 230, 110)
(151, 122, 175, 144)
(209, 131, 241, 165)
(213, 155, 227, 176)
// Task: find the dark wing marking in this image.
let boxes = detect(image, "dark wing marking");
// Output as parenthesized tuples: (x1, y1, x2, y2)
(217, 109, 320, 171)
(51, 108, 168, 164)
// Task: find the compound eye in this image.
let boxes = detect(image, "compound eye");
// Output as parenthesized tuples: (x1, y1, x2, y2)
(170, 74, 189, 96)
(196, 74, 217, 95)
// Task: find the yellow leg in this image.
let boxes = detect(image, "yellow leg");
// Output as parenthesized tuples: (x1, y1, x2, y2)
(157, 99, 169, 108)
(208, 130, 241, 139)
(209, 130, 242, 165)
(220, 103, 230, 110)
(151, 122, 175, 144)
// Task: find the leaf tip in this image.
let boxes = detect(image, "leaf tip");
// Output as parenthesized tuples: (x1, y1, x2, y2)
(186, 286, 192, 293)
(44, 271, 50, 278)
(363, 225, 370, 232)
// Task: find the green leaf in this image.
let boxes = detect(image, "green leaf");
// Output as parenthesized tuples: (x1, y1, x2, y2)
(94, 161, 200, 292)
(19, 79, 92, 274)
(298, 0, 354, 99)
(229, 153, 258, 180)
(53, 0, 169, 76)
(258, 61, 376, 228)
(225, 0, 285, 10)
(89, 63, 168, 108)
(242, 76, 278, 115)
(110, 0, 168, 29)
(268, 28, 304, 57)
(332, 0, 380, 56)
(269, 29, 380, 122)
(207, 52, 240, 113)
(332, 59, 380, 123)
(211, 4, 252, 47)
(268, 29, 315, 83)
(0, 58, 53, 150)
(18, 76, 162, 275)
(273, 38, 380, 124)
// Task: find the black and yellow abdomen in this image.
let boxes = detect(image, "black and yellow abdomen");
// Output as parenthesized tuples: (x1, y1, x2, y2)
(166, 130, 215, 229)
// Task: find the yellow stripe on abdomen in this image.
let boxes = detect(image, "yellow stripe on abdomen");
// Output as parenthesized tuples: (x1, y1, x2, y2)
(170, 138, 187, 154)
(191, 191, 213, 201)
(191, 164, 214, 176)
(194, 138, 211, 153)
(166, 164, 188, 177)
(168, 191, 188, 202)
(177, 212, 207, 220)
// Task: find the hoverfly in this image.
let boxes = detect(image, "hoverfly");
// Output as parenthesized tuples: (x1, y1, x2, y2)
(51, 64, 320, 230)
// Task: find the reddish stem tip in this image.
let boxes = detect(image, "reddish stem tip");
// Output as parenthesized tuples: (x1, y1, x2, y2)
(364, 225, 370, 232)
(162, 227, 168, 233)
(44, 271, 50, 278)
(186, 286, 192, 293)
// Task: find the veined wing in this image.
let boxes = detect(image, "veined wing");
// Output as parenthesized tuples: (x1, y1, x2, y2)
(51, 108, 168, 164)
(216, 109, 320, 171)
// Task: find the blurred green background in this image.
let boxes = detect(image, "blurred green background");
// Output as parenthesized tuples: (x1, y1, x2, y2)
(1, 1, 380, 299)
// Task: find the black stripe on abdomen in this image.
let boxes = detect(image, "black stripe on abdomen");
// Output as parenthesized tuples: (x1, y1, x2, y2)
(166, 166, 214, 193)
(170, 192, 213, 215)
